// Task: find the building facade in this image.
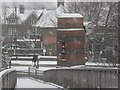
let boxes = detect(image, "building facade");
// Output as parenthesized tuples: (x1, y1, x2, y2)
(57, 13, 86, 66)
(2, 5, 58, 57)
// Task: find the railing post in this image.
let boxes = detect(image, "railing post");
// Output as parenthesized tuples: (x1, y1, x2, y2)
(35, 68, 37, 78)
(28, 67, 30, 77)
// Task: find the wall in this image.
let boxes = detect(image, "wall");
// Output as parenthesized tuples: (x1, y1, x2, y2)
(58, 18, 83, 29)
(0, 69, 17, 89)
(57, 29, 86, 66)
(43, 67, 118, 88)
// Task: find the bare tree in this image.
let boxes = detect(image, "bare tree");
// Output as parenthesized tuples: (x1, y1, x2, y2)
(66, 2, 118, 64)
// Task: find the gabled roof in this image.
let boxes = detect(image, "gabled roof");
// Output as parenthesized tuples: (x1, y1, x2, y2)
(35, 4, 68, 27)
(2, 7, 43, 23)
(2, 4, 68, 27)
(6, 12, 17, 19)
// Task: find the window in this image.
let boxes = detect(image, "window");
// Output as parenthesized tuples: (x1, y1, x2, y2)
(30, 19, 36, 25)
(8, 28, 16, 35)
(9, 19, 17, 24)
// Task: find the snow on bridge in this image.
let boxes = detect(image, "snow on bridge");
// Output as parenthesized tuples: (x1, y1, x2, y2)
(16, 77, 64, 89)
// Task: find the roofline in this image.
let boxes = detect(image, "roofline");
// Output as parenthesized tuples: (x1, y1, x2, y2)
(21, 11, 39, 23)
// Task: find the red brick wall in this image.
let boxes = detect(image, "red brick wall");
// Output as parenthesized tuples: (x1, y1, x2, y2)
(57, 29, 85, 66)
(65, 54, 85, 61)
(57, 42, 85, 49)
(43, 35, 56, 45)
(58, 29, 85, 36)
(57, 15, 86, 66)
(58, 18, 83, 29)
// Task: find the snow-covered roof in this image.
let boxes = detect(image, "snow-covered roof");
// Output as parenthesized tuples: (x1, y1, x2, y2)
(35, 4, 68, 27)
(11, 60, 57, 65)
(57, 28, 84, 31)
(2, 7, 43, 23)
(38, 56, 57, 59)
(58, 13, 83, 18)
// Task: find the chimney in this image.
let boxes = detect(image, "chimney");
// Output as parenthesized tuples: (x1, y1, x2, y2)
(15, 6, 17, 15)
(57, 0, 64, 8)
(19, 5, 24, 14)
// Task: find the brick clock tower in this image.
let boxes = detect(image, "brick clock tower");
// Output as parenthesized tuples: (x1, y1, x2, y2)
(57, 13, 86, 66)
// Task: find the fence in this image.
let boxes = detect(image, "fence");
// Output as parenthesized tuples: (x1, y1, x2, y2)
(28, 67, 44, 80)
(43, 67, 118, 88)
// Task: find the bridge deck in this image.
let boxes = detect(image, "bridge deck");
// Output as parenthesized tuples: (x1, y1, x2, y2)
(15, 77, 63, 89)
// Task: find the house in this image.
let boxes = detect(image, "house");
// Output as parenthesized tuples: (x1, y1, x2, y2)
(34, 4, 68, 56)
(2, 2, 67, 57)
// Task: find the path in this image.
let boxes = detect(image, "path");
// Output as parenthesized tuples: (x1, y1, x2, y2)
(15, 77, 63, 89)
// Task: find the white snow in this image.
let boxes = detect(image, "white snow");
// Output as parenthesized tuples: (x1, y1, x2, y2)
(0, 69, 15, 78)
(12, 66, 57, 72)
(71, 65, 85, 69)
(83, 21, 92, 26)
(11, 66, 29, 72)
(11, 60, 57, 72)
(12, 61, 32, 65)
(35, 8, 53, 27)
(17, 39, 41, 42)
(11, 61, 57, 65)
(10, 56, 33, 59)
(35, 4, 68, 27)
(0, 69, 16, 90)
(85, 62, 118, 67)
(38, 56, 57, 59)
(58, 13, 83, 18)
(57, 28, 84, 31)
(16, 77, 63, 89)
(37, 67, 57, 71)
(39, 61, 57, 65)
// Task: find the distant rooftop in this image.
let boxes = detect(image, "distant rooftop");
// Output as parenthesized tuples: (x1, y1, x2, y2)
(58, 13, 83, 18)
(35, 4, 68, 27)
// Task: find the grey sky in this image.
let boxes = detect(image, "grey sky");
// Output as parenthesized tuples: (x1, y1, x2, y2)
(1, 0, 118, 10)
(1, 0, 57, 10)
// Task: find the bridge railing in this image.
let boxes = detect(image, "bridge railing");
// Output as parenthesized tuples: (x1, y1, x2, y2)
(0, 69, 17, 89)
(43, 66, 118, 88)
(28, 67, 43, 80)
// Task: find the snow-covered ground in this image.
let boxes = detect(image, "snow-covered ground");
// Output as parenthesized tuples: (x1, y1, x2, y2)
(11, 66, 29, 72)
(16, 77, 64, 89)
(11, 60, 57, 72)
(11, 61, 57, 66)
(11, 66, 58, 72)
(85, 62, 119, 67)
(37, 67, 57, 71)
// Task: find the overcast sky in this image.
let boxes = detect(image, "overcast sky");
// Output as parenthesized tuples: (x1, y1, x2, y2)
(1, 0, 57, 10)
(0, 0, 118, 10)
